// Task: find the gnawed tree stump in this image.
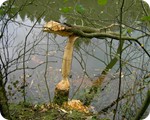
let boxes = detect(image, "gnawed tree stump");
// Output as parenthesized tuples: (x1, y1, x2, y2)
(43, 21, 78, 105)
(43, 21, 123, 105)
(43, 20, 148, 106)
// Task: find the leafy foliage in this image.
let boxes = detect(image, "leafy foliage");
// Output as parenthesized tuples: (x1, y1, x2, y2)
(59, 6, 72, 13)
(1, 0, 150, 119)
(97, 0, 108, 6)
(75, 4, 85, 13)
(141, 16, 150, 21)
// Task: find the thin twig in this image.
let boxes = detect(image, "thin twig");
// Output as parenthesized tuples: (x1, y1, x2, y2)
(113, 0, 125, 119)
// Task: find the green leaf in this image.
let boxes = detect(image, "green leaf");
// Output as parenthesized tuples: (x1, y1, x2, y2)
(141, 16, 150, 21)
(97, 0, 108, 6)
(59, 7, 72, 13)
(75, 4, 85, 13)
(127, 28, 133, 34)
(63, 0, 68, 2)
(0, 8, 4, 16)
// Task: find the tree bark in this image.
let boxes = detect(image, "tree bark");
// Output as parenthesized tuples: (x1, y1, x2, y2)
(134, 90, 150, 120)
(0, 67, 11, 119)
(82, 40, 124, 105)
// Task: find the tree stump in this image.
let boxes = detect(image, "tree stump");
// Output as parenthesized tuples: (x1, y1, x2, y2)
(54, 78, 70, 105)
(43, 21, 78, 105)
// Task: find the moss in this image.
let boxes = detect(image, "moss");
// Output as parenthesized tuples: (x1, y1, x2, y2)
(9, 103, 34, 120)
(67, 110, 88, 120)
(8, 103, 101, 120)
(54, 89, 69, 106)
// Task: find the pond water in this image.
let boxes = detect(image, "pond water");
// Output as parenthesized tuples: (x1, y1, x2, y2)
(6, 14, 108, 103)
(1, 0, 150, 117)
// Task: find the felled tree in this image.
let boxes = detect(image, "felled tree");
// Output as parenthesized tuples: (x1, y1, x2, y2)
(43, 21, 78, 105)
(43, 21, 150, 106)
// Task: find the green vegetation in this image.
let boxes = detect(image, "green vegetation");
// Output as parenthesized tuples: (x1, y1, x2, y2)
(8, 103, 104, 120)
(0, 0, 150, 119)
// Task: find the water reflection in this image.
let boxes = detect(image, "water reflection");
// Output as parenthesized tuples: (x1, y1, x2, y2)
(5, 13, 108, 103)
(1, 1, 150, 118)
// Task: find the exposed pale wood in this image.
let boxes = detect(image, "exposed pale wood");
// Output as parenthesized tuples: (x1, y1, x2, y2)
(43, 20, 139, 106)
(61, 35, 78, 79)
(54, 35, 78, 105)
(63, 99, 89, 113)
(43, 20, 73, 36)
(43, 21, 78, 105)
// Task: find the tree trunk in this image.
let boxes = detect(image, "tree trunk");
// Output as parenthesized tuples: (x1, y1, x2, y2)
(54, 35, 78, 105)
(83, 41, 124, 105)
(0, 68, 11, 119)
(134, 90, 150, 120)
